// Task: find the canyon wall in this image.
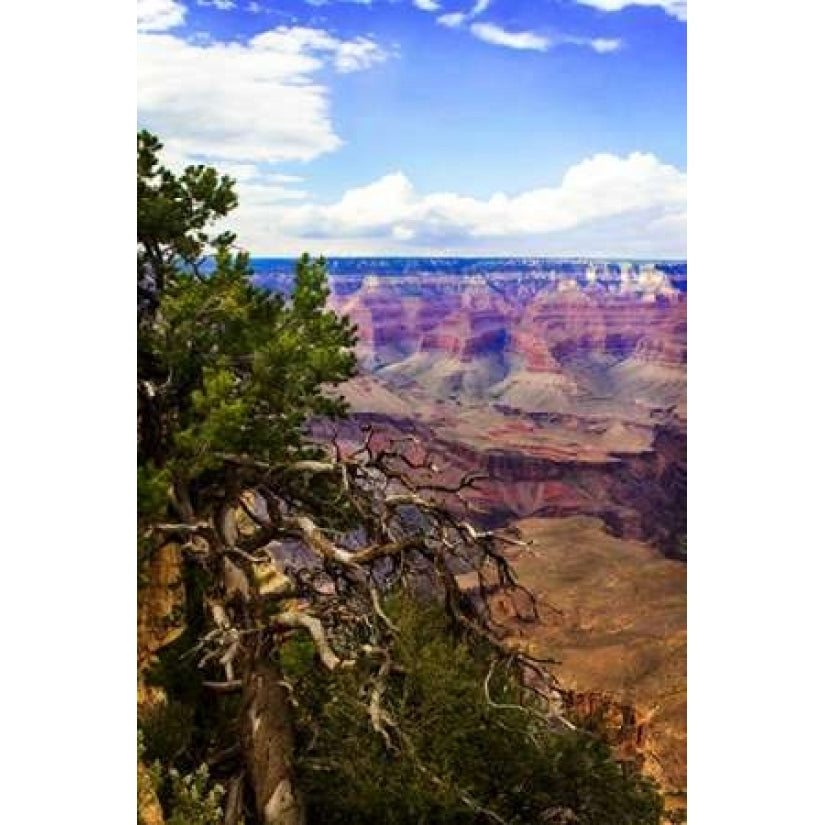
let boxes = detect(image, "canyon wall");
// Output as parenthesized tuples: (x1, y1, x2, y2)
(326, 265, 686, 558)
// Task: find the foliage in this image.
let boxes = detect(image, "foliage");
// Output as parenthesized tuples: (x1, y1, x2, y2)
(137, 728, 162, 825)
(137, 129, 237, 301)
(139, 699, 196, 765)
(139, 729, 227, 825)
(289, 593, 665, 825)
(137, 131, 356, 512)
(137, 463, 172, 521)
(165, 765, 226, 825)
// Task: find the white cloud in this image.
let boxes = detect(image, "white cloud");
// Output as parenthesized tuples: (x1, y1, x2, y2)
(245, 27, 387, 74)
(197, 0, 237, 9)
(436, 0, 490, 26)
(333, 36, 389, 72)
(562, 35, 623, 53)
(250, 152, 685, 256)
(589, 37, 622, 53)
(413, 0, 440, 10)
(469, 22, 548, 51)
(239, 181, 309, 205)
(137, 1, 676, 257)
(468, 22, 622, 53)
(138, 26, 388, 165)
(573, 0, 687, 22)
(437, 12, 466, 27)
(437, 1, 624, 53)
(204, 161, 304, 186)
(137, 0, 186, 32)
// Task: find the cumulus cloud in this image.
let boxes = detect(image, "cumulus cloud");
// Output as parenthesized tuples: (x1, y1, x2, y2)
(138, 25, 388, 165)
(137, 1, 678, 256)
(573, 0, 687, 22)
(249, 152, 685, 256)
(137, 0, 186, 32)
(413, 0, 441, 10)
(332, 36, 389, 72)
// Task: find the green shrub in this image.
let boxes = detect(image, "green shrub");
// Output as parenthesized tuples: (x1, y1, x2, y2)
(165, 764, 225, 825)
(291, 593, 665, 825)
(139, 699, 195, 764)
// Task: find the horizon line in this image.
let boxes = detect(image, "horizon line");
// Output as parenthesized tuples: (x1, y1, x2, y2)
(244, 255, 688, 263)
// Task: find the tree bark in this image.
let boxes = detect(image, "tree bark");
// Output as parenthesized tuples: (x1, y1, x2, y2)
(241, 656, 305, 825)
(223, 774, 245, 825)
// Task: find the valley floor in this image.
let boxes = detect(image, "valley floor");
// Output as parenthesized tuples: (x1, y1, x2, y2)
(494, 516, 686, 814)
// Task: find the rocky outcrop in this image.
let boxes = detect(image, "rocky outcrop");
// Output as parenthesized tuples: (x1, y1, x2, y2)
(137, 541, 186, 711)
(604, 419, 687, 558)
(566, 690, 686, 824)
(476, 422, 686, 557)
(138, 761, 164, 825)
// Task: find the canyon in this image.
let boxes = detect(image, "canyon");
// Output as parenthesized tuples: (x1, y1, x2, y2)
(324, 261, 687, 559)
(260, 258, 687, 810)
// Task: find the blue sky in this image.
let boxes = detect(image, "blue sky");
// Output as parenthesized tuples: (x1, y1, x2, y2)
(137, 0, 686, 257)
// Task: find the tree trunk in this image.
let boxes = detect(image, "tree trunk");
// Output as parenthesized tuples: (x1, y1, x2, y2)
(241, 656, 305, 825)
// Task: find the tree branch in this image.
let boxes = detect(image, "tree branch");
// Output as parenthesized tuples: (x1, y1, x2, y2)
(272, 611, 343, 671)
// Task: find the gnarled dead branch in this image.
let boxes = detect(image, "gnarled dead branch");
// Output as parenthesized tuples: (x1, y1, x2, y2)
(167, 430, 560, 825)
